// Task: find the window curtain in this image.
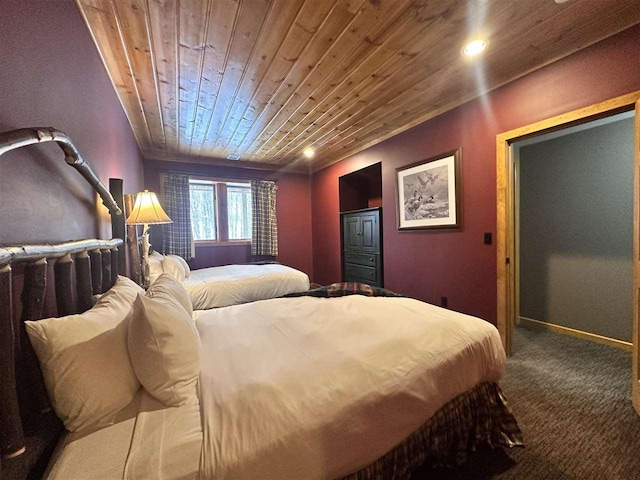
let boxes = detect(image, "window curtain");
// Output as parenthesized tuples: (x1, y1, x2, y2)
(251, 179, 278, 256)
(161, 173, 193, 259)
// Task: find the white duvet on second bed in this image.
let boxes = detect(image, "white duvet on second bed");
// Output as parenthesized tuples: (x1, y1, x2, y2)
(183, 264, 310, 309)
(195, 295, 506, 480)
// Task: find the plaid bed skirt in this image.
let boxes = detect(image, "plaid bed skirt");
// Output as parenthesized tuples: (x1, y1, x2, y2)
(342, 382, 524, 480)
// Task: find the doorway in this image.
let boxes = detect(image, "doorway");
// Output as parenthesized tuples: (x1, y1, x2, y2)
(496, 90, 640, 415)
(515, 111, 634, 350)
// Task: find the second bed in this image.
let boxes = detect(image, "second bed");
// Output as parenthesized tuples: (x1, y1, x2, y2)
(149, 252, 310, 309)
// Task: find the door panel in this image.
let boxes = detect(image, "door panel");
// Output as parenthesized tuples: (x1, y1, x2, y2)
(343, 216, 361, 250)
(359, 212, 379, 252)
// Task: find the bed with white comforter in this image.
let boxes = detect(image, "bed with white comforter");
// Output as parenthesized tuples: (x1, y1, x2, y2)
(43, 292, 514, 480)
(196, 295, 506, 479)
(149, 252, 310, 309)
(184, 263, 310, 309)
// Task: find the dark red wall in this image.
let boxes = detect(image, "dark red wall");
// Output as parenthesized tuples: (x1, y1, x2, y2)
(0, 0, 144, 244)
(312, 25, 640, 324)
(144, 159, 313, 278)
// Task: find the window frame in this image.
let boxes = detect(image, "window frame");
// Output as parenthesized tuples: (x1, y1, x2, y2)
(189, 176, 252, 246)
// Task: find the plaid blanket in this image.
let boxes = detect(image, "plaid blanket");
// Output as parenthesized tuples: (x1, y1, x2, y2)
(283, 282, 403, 298)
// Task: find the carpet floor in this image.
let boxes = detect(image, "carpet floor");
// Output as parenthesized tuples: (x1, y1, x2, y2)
(412, 324, 640, 479)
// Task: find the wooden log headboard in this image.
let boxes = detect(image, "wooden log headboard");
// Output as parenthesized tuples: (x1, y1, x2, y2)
(0, 127, 130, 478)
(0, 239, 124, 477)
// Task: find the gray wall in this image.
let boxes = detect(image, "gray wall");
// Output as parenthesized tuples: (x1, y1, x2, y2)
(519, 116, 635, 342)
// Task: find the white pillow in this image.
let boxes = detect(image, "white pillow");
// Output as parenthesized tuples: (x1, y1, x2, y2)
(161, 254, 186, 283)
(167, 254, 191, 278)
(148, 251, 165, 284)
(26, 276, 143, 432)
(128, 288, 200, 406)
(149, 251, 164, 260)
(147, 273, 193, 318)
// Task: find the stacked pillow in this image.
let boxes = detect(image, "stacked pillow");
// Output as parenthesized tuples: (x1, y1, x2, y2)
(148, 251, 191, 284)
(26, 276, 144, 432)
(148, 251, 166, 284)
(26, 273, 200, 433)
(128, 274, 199, 406)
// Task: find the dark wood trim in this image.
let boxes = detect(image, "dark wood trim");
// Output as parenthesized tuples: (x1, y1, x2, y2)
(339, 206, 382, 215)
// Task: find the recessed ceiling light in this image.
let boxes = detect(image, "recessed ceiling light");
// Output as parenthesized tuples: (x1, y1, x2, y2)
(303, 147, 315, 158)
(462, 39, 487, 57)
(226, 153, 241, 160)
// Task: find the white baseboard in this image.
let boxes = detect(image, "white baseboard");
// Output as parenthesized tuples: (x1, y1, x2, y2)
(518, 316, 632, 352)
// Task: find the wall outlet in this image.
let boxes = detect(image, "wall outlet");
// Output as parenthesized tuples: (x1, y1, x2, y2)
(484, 232, 492, 245)
(441, 296, 448, 308)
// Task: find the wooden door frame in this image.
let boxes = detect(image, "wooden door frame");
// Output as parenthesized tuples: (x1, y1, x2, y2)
(496, 90, 640, 414)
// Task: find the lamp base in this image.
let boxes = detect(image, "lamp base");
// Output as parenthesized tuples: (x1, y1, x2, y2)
(140, 224, 151, 289)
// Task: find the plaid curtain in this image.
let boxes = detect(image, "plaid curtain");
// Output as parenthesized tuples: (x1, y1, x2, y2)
(251, 179, 278, 256)
(161, 173, 193, 259)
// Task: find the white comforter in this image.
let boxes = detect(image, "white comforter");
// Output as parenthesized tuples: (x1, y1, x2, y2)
(195, 295, 506, 480)
(183, 264, 310, 310)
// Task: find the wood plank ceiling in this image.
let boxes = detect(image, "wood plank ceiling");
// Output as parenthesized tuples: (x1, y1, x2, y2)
(76, 0, 640, 172)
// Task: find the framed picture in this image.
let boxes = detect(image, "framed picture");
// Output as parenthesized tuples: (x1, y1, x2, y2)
(395, 149, 462, 230)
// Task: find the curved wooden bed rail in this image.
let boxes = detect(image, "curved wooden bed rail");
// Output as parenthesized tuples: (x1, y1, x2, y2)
(0, 238, 122, 267)
(0, 127, 122, 217)
(0, 238, 124, 472)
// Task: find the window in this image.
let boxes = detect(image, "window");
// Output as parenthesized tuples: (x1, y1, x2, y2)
(226, 183, 252, 240)
(189, 179, 252, 243)
(189, 180, 217, 240)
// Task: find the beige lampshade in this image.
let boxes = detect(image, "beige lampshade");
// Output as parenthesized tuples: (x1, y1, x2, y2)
(125, 190, 172, 225)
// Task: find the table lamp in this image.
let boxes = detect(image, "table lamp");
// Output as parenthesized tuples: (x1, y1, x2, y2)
(125, 190, 172, 287)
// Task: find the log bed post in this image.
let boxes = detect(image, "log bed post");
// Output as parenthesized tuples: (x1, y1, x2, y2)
(109, 178, 126, 275)
(110, 247, 120, 285)
(0, 264, 25, 461)
(54, 254, 75, 317)
(101, 248, 112, 291)
(19, 259, 51, 417)
(75, 251, 93, 313)
(88, 250, 103, 295)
